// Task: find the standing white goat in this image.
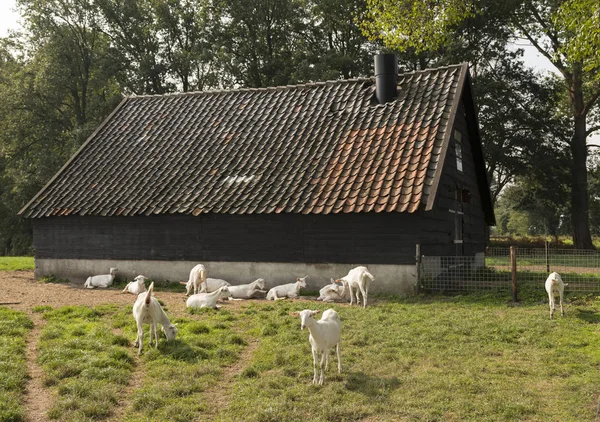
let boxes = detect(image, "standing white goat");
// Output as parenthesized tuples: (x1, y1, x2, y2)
(132, 282, 178, 354)
(84, 267, 118, 289)
(181, 264, 207, 295)
(227, 278, 266, 299)
(545, 271, 568, 319)
(335, 266, 374, 308)
(186, 286, 232, 309)
(266, 276, 307, 300)
(122, 275, 147, 294)
(317, 279, 348, 302)
(290, 309, 342, 385)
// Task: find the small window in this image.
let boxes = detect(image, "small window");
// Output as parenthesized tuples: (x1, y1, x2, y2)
(455, 130, 463, 172)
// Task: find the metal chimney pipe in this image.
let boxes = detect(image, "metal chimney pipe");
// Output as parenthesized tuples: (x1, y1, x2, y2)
(374, 54, 398, 104)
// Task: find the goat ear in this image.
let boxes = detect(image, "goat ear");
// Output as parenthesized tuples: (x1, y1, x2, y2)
(179, 281, 187, 285)
(289, 311, 299, 316)
(314, 310, 321, 314)
(330, 278, 335, 284)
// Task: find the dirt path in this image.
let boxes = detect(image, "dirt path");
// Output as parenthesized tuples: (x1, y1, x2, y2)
(23, 312, 52, 422)
(200, 336, 260, 421)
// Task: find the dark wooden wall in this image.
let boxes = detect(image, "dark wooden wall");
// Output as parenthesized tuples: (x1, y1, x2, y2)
(428, 99, 488, 256)
(33, 204, 485, 264)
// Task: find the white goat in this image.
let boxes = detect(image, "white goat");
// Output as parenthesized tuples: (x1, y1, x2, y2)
(180, 264, 207, 296)
(186, 286, 232, 309)
(227, 278, 266, 299)
(545, 271, 568, 319)
(317, 279, 348, 303)
(122, 275, 147, 295)
(199, 278, 231, 293)
(335, 266, 375, 308)
(132, 282, 178, 354)
(266, 276, 307, 300)
(290, 309, 342, 385)
(84, 267, 118, 289)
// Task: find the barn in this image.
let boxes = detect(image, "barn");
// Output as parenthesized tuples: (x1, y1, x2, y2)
(19, 55, 495, 293)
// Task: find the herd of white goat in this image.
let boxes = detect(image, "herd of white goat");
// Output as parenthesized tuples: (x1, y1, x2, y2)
(84, 264, 375, 384)
(83, 265, 569, 384)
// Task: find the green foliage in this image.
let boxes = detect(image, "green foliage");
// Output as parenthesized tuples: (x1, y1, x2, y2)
(361, 0, 474, 53)
(0, 308, 33, 422)
(556, 0, 600, 75)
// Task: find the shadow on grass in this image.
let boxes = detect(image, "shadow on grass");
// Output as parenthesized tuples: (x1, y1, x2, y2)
(574, 309, 600, 324)
(344, 371, 401, 399)
(154, 339, 210, 362)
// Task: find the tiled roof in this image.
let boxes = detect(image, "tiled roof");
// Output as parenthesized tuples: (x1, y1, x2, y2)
(20, 64, 470, 218)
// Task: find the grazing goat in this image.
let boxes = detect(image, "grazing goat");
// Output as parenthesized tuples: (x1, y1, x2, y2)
(132, 282, 178, 354)
(290, 309, 342, 385)
(317, 279, 348, 303)
(181, 264, 207, 296)
(266, 276, 307, 300)
(186, 286, 232, 309)
(84, 267, 118, 289)
(335, 266, 374, 308)
(227, 278, 266, 299)
(545, 272, 568, 319)
(122, 275, 147, 295)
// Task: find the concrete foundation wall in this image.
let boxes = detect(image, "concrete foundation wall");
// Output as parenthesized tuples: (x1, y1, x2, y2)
(35, 259, 417, 295)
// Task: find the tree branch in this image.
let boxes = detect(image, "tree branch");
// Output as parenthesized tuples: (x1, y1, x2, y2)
(514, 22, 568, 79)
(586, 125, 600, 138)
(583, 88, 600, 116)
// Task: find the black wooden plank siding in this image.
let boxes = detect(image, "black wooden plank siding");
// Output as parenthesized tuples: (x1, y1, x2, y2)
(33, 205, 482, 265)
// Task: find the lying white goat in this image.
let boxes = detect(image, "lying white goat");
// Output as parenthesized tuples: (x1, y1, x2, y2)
(545, 271, 568, 319)
(200, 278, 231, 293)
(186, 286, 232, 309)
(335, 266, 374, 308)
(132, 282, 178, 354)
(227, 278, 266, 299)
(290, 309, 342, 385)
(317, 279, 348, 302)
(181, 264, 207, 295)
(266, 276, 307, 300)
(84, 267, 118, 289)
(122, 275, 147, 295)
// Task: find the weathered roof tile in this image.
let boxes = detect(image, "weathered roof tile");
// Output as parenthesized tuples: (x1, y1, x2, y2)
(20, 64, 468, 218)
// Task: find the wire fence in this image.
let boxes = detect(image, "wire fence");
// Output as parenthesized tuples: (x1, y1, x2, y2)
(419, 246, 600, 293)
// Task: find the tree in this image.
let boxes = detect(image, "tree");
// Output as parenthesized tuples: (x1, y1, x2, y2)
(361, 0, 600, 248)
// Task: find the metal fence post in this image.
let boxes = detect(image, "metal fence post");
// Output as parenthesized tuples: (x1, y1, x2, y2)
(510, 246, 518, 302)
(415, 244, 421, 294)
(545, 241, 550, 273)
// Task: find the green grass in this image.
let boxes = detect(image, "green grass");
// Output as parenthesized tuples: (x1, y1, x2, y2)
(36, 305, 136, 421)
(0, 307, 33, 422)
(25, 292, 600, 421)
(223, 296, 600, 422)
(0, 257, 34, 271)
(121, 306, 247, 422)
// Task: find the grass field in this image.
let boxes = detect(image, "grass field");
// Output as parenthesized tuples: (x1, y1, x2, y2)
(0, 308, 33, 422)
(0, 257, 34, 271)
(16, 290, 600, 422)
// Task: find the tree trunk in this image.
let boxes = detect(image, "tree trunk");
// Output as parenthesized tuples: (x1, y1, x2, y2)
(569, 66, 593, 249)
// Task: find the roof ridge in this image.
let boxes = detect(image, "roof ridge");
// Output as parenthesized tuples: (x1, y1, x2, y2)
(126, 63, 466, 99)
(127, 77, 374, 99)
